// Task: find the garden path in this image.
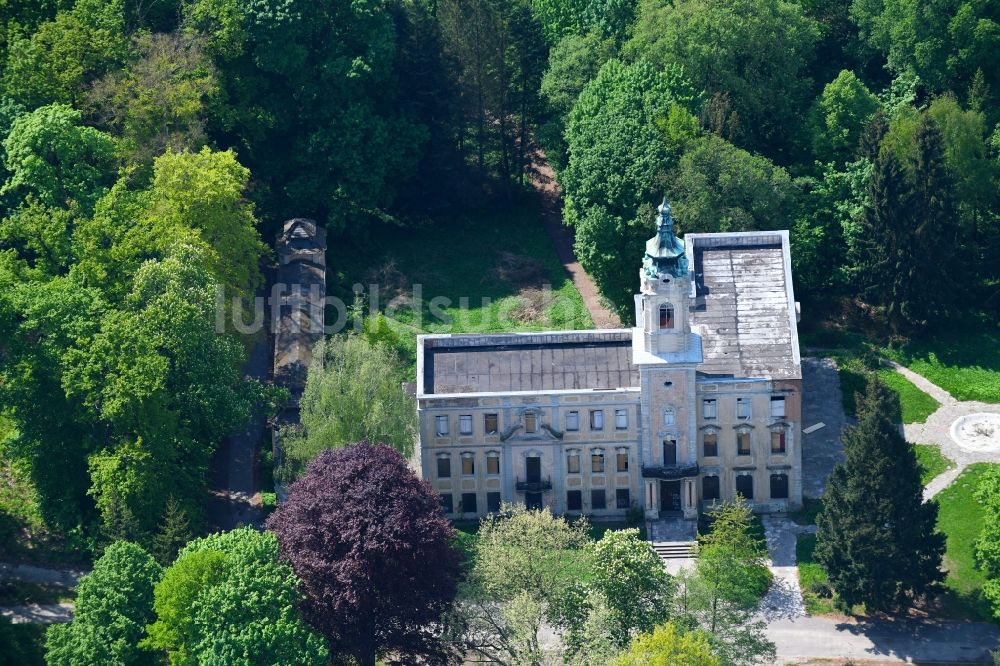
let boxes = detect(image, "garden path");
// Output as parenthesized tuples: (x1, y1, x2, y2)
(884, 361, 1000, 499)
(527, 151, 621, 330)
(1, 603, 72, 624)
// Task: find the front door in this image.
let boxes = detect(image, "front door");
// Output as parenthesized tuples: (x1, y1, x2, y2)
(525, 492, 543, 510)
(660, 480, 681, 513)
(526, 456, 541, 483)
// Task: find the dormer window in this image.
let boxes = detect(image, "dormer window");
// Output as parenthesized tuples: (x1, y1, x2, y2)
(658, 303, 674, 329)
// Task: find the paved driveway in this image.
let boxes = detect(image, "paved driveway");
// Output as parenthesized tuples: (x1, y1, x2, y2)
(801, 357, 850, 498)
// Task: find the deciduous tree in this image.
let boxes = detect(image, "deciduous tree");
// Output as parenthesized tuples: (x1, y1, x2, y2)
(45, 541, 162, 666)
(267, 443, 462, 666)
(815, 375, 945, 611)
(277, 334, 416, 482)
(611, 622, 720, 666)
(143, 527, 328, 665)
(975, 467, 1000, 620)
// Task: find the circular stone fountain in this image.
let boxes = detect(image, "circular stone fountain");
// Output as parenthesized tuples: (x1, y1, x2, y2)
(950, 413, 1000, 453)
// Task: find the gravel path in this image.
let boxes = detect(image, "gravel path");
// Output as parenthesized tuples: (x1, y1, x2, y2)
(882, 360, 1000, 499)
(528, 151, 621, 330)
(1, 603, 73, 624)
(0, 562, 85, 588)
(759, 516, 815, 621)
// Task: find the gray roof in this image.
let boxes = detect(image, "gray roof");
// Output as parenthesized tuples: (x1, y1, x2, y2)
(421, 331, 638, 395)
(687, 232, 800, 380)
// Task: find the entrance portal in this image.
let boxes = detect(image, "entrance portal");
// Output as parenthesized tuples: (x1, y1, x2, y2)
(660, 480, 681, 514)
(525, 492, 543, 510)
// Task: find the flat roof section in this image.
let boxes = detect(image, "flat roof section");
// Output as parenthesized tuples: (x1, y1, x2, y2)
(423, 337, 638, 395)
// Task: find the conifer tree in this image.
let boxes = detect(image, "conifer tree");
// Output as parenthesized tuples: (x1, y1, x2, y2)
(908, 114, 961, 320)
(151, 495, 192, 566)
(854, 138, 917, 335)
(815, 375, 945, 612)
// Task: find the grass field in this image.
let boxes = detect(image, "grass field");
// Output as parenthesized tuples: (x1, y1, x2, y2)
(934, 463, 996, 622)
(797, 533, 837, 615)
(327, 194, 594, 378)
(835, 355, 939, 424)
(886, 327, 1000, 404)
(913, 444, 955, 486)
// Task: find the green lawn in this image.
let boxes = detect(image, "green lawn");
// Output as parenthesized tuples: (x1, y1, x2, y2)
(913, 444, 955, 486)
(327, 193, 593, 378)
(934, 463, 996, 622)
(797, 534, 837, 615)
(835, 355, 938, 424)
(885, 326, 1000, 404)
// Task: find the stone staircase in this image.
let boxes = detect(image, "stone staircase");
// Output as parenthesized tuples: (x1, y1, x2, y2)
(651, 541, 698, 561)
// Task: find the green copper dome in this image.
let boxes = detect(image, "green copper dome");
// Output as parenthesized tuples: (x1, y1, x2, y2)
(643, 197, 688, 278)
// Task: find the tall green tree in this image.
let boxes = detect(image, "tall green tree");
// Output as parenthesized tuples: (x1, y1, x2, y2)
(810, 69, 880, 163)
(667, 134, 800, 235)
(673, 500, 774, 666)
(277, 333, 416, 482)
(45, 541, 162, 666)
(562, 58, 697, 317)
(188, 0, 424, 229)
(1, 104, 118, 214)
(530, 0, 636, 45)
(627, 0, 819, 159)
(2, 0, 130, 107)
(143, 527, 328, 665)
(815, 375, 945, 611)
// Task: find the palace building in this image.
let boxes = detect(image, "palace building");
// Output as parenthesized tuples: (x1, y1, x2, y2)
(415, 199, 802, 520)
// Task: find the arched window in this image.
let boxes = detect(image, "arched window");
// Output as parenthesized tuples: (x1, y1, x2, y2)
(658, 303, 674, 329)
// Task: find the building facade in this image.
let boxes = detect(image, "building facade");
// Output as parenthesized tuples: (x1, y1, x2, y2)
(416, 200, 802, 520)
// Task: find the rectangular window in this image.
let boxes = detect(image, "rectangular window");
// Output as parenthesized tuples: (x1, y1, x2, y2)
(659, 304, 674, 329)
(437, 456, 451, 478)
(737, 431, 751, 456)
(736, 475, 754, 500)
(567, 452, 580, 474)
(663, 409, 675, 426)
(703, 476, 720, 500)
(771, 431, 786, 454)
(591, 451, 605, 473)
(616, 488, 630, 509)
(487, 453, 500, 475)
(484, 413, 499, 434)
(566, 410, 579, 431)
(459, 414, 473, 435)
(462, 455, 475, 476)
(703, 399, 717, 420)
(615, 409, 628, 430)
(736, 398, 750, 419)
(461, 492, 478, 514)
(524, 411, 537, 433)
(590, 410, 604, 431)
(487, 491, 502, 513)
(616, 452, 628, 473)
(770, 396, 786, 418)
(441, 493, 453, 513)
(591, 490, 606, 510)
(567, 490, 582, 511)
(703, 432, 718, 457)
(435, 415, 449, 436)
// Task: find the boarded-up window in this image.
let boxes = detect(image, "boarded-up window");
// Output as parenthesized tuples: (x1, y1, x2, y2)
(591, 451, 605, 473)
(567, 452, 580, 474)
(771, 430, 786, 454)
(462, 455, 475, 476)
(590, 410, 604, 430)
(487, 452, 500, 475)
(459, 415, 473, 435)
(770, 396, 786, 418)
(566, 410, 579, 431)
(737, 431, 751, 456)
(703, 432, 718, 457)
(617, 451, 628, 472)
(524, 411, 537, 433)
(484, 413, 499, 434)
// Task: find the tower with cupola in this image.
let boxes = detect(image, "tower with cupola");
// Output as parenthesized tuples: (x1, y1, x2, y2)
(633, 198, 703, 519)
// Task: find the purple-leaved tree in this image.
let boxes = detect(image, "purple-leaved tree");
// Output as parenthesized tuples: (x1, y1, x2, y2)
(266, 442, 462, 666)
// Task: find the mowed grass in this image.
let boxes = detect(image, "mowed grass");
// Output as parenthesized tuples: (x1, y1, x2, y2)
(797, 534, 837, 615)
(934, 463, 996, 622)
(835, 355, 939, 424)
(913, 444, 955, 486)
(886, 326, 1000, 404)
(327, 193, 594, 377)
